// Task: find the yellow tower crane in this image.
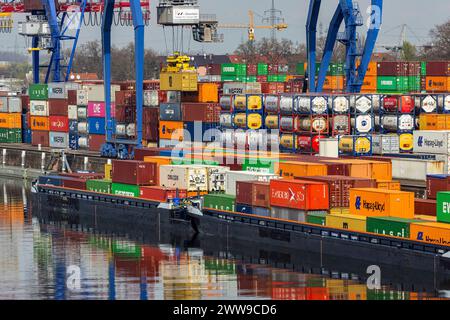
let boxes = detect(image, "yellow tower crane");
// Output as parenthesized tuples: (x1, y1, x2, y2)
(218, 10, 287, 42)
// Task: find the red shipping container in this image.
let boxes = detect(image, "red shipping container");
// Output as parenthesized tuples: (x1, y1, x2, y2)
(257, 76, 267, 82)
(377, 61, 409, 76)
(20, 95, 30, 111)
(426, 61, 450, 76)
(247, 64, 257, 76)
(207, 64, 221, 76)
(236, 181, 253, 205)
(67, 90, 77, 105)
(143, 80, 160, 91)
(48, 99, 68, 116)
(306, 287, 329, 300)
(272, 287, 307, 300)
(270, 179, 329, 210)
(426, 175, 450, 200)
(115, 90, 136, 106)
(88, 134, 105, 152)
(414, 198, 437, 216)
(181, 103, 221, 123)
(139, 186, 187, 202)
(408, 62, 422, 76)
(62, 177, 87, 190)
(31, 130, 49, 147)
(49, 116, 69, 132)
(143, 108, 159, 142)
(112, 160, 157, 185)
(134, 147, 160, 161)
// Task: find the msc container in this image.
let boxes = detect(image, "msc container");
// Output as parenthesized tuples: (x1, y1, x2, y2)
(111, 182, 140, 197)
(31, 130, 49, 146)
(270, 179, 329, 210)
(278, 161, 328, 179)
(181, 103, 220, 123)
(159, 165, 208, 192)
(225, 171, 278, 196)
(413, 130, 450, 155)
(326, 214, 367, 233)
(49, 116, 69, 132)
(349, 188, 414, 218)
(372, 134, 400, 155)
(159, 103, 182, 121)
(203, 194, 236, 212)
(427, 175, 450, 199)
(414, 198, 437, 217)
(139, 186, 187, 202)
(86, 179, 112, 194)
(409, 222, 450, 245)
(391, 158, 444, 181)
(88, 117, 106, 135)
(366, 216, 423, 238)
(112, 160, 157, 186)
(49, 132, 69, 148)
(436, 192, 450, 223)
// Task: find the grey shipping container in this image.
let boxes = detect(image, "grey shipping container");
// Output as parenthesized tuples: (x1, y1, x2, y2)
(49, 132, 69, 148)
(160, 103, 182, 121)
(48, 82, 67, 99)
(7, 97, 22, 113)
(270, 206, 307, 222)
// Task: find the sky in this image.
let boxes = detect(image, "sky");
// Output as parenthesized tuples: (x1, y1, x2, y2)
(1, 0, 449, 57)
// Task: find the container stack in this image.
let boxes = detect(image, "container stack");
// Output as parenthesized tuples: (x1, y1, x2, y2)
(48, 82, 70, 149)
(0, 94, 22, 143)
(29, 83, 49, 147)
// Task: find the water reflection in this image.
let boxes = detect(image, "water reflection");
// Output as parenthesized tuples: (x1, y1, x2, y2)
(0, 178, 447, 300)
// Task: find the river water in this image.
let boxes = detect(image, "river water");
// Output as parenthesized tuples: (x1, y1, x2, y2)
(0, 178, 448, 300)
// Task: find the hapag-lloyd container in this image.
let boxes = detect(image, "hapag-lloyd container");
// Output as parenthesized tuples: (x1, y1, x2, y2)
(391, 158, 444, 181)
(159, 165, 208, 193)
(349, 188, 414, 218)
(225, 171, 278, 196)
(87, 101, 106, 117)
(413, 130, 450, 155)
(112, 160, 157, 186)
(409, 222, 450, 246)
(269, 179, 329, 211)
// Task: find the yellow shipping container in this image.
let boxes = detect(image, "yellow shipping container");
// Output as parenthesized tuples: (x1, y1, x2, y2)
(104, 163, 112, 180)
(348, 284, 367, 300)
(376, 180, 401, 191)
(0, 113, 21, 129)
(436, 114, 447, 130)
(329, 207, 350, 215)
(278, 161, 328, 178)
(198, 83, 219, 103)
(325, 213, 367, 232)
(349, 188, 415, 219)
(419, 114, 437, 130)
(160, 72, 197, 92)
(410, 222, 450, 246)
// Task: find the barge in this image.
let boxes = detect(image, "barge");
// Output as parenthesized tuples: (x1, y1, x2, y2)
(33, 182, 450, 278)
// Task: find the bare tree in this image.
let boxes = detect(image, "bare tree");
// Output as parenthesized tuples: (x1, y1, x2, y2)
(425, 20, 450, 60)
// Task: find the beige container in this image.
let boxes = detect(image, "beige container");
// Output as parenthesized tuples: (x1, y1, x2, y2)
(159, 165, 208, 192)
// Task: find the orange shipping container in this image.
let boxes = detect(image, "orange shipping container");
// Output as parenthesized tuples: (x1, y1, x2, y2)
(368, 161, 392, 181)
(270, 179, 329, 210)
(376, 180, 401, 191)
(159, 121, 184, 140)
(357, 61, 377, 77)
(143, 156, 172, 165)
(425, 76, 448, 92)
(278, 161, 328, 179)
(409, 222, 450, 246)
(323, 76, 345, 90)
(323, 159, 372, 179)
(419, 114, 438, 130)
(198, 83, 219, 103)
(349, 188, 415, 218)
(0, 113, 21, 129)
(30, 116, 50, 131)
(361, 76, 377, 92)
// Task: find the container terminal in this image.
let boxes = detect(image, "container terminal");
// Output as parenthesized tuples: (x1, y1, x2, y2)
(0, 0, 450, 302)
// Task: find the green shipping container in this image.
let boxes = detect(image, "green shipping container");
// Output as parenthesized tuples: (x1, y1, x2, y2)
(236, 64, 247, 76)
(277, 74, 287, 82)
(29, 84, 48, 100)
(377, 76, 399, 92)
(112, 240, 142, 258)
(111, 183, 140, 197)
(243, 157, 277, 174)
(330, 63, 345, 76)
(296, 63, 306, 75)
(420, 61, 427, 76)
(205, 259, 236, 275)
(267, 74, 279, 82)
(221, 75, 239, 82)
(221, 63, 237, 75)
(203, 194, 236, 212)
(307, 212, 327, 226)
(367, 290, 410, 300)
(0, 128, 21, 143)
(88, 235, 111, 250)
(245, 76, 257, 83)
(87, 179, 112, 194)
(436, 192, 450, 224)
(408, 76, 421, 91)
(366, 216, 424, 238)
(257, 63, 268, 76)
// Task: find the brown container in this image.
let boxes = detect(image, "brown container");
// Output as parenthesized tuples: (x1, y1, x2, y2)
(181, 103, 221, 123)
(143, 107, 159, 142)
(62, 178, 87, 190)
(31, 130, 49, 147)
(426, 175, 450, 200)
(236, 181, 253, 205)
(134, 147, 160, 161)
(112, 160, 157, 186)
(24, 0, 59, 11)
(21, 95, 30, 112)
(88, 134, 105, 152)
(67, 90, 78, 105)
(414, 198, 437, 217)
(252, 182, 270, 208)
(208, 64, 222, 76)
(143, 80, 160, 91)
(114, 105, 135, 122)
(377, 61, 409, 76)
(426, 61, 450, 76)
(115, 90, 136, 106)
(48, 99, 68, 116)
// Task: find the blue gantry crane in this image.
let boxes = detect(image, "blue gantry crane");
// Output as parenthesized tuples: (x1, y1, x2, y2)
(100, 0, 144, 159)
(307, 0, 383, 93)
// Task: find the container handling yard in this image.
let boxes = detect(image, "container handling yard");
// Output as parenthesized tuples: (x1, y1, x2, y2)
(1, 0, 450, 305)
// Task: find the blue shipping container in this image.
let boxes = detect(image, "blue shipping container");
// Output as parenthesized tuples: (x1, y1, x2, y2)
(38, 175, 63, 186)
(159, 103, 182, 121)
(253, 206, 270, 217)
(88, 117, 106, 135)
(183, 121, 219, 142)
(23, 129, 32, 144)
(69, 133, 79, 150)
(69, 120, 78, 132)
(236, 203, 253, 214)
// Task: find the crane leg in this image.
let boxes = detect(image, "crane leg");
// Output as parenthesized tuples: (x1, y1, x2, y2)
(306, 0, 322, 93)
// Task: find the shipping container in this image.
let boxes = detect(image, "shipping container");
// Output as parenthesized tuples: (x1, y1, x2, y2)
(30, 116, 49, 131)
(86, 179, 112, 194)
(427, 175, 450, 199)
(436, 192, 450, 223)
(112, 160, 157, 186)
(270, 206, 307, 222)
(410, 222, 450, 246)
(203, 194, 236, 212)
(307, 212, 327, 226)
(160, 72, 198, 92)
(31, 130, 49, 146)
(349, 188, 415, 218)
(326, 214, 367, 232)
(366, 216, 424, 238)
(0, 113, 21, 129)
(30, 100, 49, 116)
(29, 83, 48, 100)
(414, 198, 437, 217)
(278, 161, 328, 179)
(225, 171, 278, 196)
(270, 179, 329, 210)
(159, 120, 184, 141)
(87, 101, 106, 118)
(88, 134, 105, 152)
(391, 158, 444, 181)
(49, 132, 69, 148)
(49, 116, 69, 132)
(48, 99, 68, 116)
(376, 180, 401, 191)
(87, 117, 106, 135)
(62, 177, 86, 190)
(111, 182, 140, 197)
(139, 186, 187, 202)
(159, 165, 208, 193)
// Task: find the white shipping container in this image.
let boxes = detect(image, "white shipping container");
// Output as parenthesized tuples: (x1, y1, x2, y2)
(84, 84, 104, 102)
(204, 165, 230, 192)
(7, 97, 22, 113)
(159, 165, 208, 192)
(391, 158, 444, 181)
(30, 100, 49, 116)
(77, 89, 88, 106)
(68, 105, 78, 120)
(48, 82, 67, 99)
(143, 90, 159, 107)
(225, 171, 278, 196)
(372, 134, 400, 155)
(319, 138, 339, 158)
(413, 130, 450, 155)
